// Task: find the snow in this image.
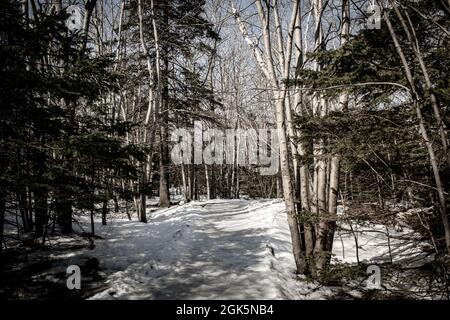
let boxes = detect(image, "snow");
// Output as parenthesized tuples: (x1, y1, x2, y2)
(333, 221, 429, 266)
(84, 199, 301, 299)
(40, 198, 429, 300)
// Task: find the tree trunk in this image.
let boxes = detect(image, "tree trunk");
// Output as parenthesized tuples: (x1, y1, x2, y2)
(139, 162, 147, 222)
(310, 0, 329, 277)
(325, 155, 340, 256)
(101, 199, 108, 225)
(18, 188, 31, 232)
(34, 188, 48, 238)
(55, 189, 72, 235)
(324, 0, 350, 265)
(114, 194, 119, 213)
(158, 0, 170, 208)
(205, 164, 211, 200)
(125, 201, 131, 221)
(159, 122, 170, 207)
(137, 0, 154, 218)
(90, 208, 95, 236)
(275, 96, 306, 274)
(189, 164, 195, 202)
(181, 163, 189, 201)
(80, 0, 97, 52)
(210, 164, 216, 199)
(0, 191, 5, 254)
(276, 168, 283, 198)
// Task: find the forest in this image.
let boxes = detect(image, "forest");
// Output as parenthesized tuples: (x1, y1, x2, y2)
(0, 0, 449, 300)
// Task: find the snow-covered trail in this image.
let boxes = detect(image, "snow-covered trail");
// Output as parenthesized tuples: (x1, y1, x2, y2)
(87, 199, 301, 300)
(44, 198, 428, 300)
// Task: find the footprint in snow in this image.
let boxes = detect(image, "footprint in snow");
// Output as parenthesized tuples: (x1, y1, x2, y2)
(172, 229, 183, 240)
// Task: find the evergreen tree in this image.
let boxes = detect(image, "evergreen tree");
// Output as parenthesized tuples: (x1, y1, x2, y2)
(0, 0, 143, 245)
